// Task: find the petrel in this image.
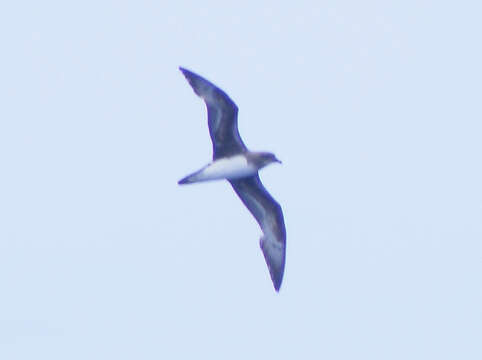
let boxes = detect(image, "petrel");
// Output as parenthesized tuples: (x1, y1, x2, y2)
(178, 67, 286, 291)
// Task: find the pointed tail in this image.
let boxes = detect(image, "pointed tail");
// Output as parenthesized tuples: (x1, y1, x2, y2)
(178, 173, 197, 185)
(178, 168, 204, 185)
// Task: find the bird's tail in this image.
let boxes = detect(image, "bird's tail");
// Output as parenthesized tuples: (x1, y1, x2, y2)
(178, 168, 203, 185)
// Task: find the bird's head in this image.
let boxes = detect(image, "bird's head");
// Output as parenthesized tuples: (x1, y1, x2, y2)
(254, 152, 282, 169)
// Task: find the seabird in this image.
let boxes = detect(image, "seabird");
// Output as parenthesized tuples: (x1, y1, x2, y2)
(178, 67, 286, 291)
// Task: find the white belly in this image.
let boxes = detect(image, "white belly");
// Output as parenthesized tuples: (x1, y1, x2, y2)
(199, 155, 257, 181)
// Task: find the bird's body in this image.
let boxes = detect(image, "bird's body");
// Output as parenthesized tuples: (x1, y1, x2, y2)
(178, 67, 286, 291)
(178, 154, 257, 184)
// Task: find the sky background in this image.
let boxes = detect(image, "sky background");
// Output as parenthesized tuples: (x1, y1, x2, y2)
(1, 1, 481, 359)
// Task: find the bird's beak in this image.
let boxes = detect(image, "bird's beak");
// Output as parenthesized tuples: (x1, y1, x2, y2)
(276, 158, 282, 164)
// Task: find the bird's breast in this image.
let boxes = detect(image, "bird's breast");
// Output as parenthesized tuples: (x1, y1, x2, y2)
(200, 155, 257, 181)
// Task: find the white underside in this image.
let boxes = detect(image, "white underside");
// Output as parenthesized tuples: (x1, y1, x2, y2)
(195, 155, 257, 182)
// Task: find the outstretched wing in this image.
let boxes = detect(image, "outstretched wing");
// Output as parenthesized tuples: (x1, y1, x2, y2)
(230, 175, 286, 291)
(180, 67, 247, 160)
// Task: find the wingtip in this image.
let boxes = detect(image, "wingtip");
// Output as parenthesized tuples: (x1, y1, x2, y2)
(271, 271, 284, 292)
(179, 66, 194, 78)
(179, 67, 191, 80)
(179, 67, 204, 96)
(260, 236, 285, 292)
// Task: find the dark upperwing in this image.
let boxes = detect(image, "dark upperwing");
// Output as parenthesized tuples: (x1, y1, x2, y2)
(180, 67, 247, 160)
(230, 175, 286, 291)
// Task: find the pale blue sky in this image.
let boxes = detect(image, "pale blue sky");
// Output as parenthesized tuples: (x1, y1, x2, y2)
(0, 1, 481, 359)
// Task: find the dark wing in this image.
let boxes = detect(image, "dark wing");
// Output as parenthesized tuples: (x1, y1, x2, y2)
(230, 175, 286, 291)
(180, 67, 247, 160)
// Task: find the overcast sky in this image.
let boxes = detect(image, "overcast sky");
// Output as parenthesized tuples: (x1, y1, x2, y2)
(1, 1, 481, 359)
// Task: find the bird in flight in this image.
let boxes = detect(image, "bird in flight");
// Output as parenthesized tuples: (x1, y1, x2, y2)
(178, 67, 286, 291)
